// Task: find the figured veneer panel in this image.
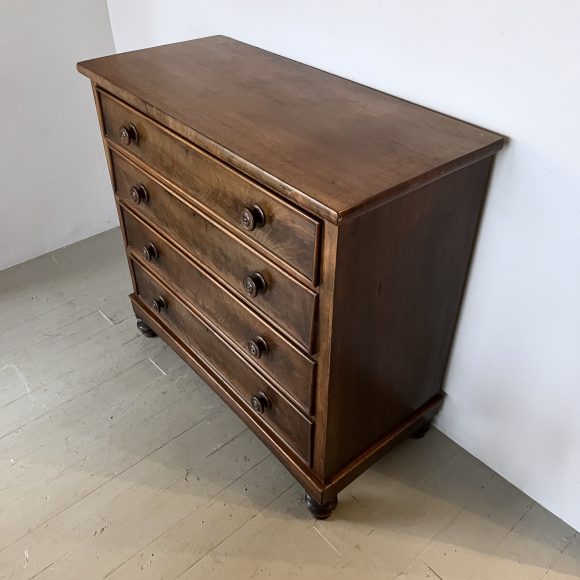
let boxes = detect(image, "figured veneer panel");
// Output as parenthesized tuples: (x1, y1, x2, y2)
(111, 149, 318, 352)
(121, 207, 315, 413)
(78, 36, 504, 514)
(132, 261, 313, 465)
(99, 90, 320, 282)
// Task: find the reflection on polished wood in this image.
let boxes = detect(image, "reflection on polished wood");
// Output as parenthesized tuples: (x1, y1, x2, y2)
(77, 36, 504, 517)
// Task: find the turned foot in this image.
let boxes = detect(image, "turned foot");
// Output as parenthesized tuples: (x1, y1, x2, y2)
(411, 419, 432, 439)
(136, 318, 157, 338)
(305, 494, 338, 519)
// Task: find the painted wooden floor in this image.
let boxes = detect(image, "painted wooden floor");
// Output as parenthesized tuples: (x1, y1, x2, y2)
(0, 228, 578, 580)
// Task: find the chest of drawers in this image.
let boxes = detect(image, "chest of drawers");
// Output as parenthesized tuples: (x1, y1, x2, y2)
(78, 36, 503, 519)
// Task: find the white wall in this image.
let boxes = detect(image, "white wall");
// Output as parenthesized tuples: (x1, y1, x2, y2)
(106, 0, 580, 530)
(0, 0, 117, 271)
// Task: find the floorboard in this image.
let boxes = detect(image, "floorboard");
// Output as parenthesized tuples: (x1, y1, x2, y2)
(0, 228, 577, 580)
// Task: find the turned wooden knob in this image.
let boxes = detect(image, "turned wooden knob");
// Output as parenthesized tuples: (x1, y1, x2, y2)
(250, 392, 270, 414)
(119, 123, 139, 146)
(247, 337, 269, 359)
(141, 243, 158, 262)
(151, 296, 166, 313)
(242, 273, 267, 298)
(240, 205, 265, 231)
(130, 184, 148, 205)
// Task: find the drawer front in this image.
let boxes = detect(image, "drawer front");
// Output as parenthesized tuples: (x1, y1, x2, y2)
(99, 90, 320, 282)
(132, 260, 313, 464)
(112, 149, 317, 351)
(122, 208, 315, 413)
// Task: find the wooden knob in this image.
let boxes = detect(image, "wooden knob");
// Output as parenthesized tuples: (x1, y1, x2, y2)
(242, 273, 267, 298)
(141, 243, 158, 262)
(240, 205, 265, 231)
(151, 296, 166, 313)
(119, 124, 139, 146)
(130, 184, 148, 205)
(250, 392, 270, 415)
(247, 337, 269, 359)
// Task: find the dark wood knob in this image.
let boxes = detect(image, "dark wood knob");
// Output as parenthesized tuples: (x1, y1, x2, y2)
(151, 296, 166, 313)
(130, 184, 148, 205)
(250, 392, 270, 414)
(119, 124, 139, 146)
(243, 273, 267, 298)
(240, 205, 265, 231)
(142, 243, 158, 262)
(247, 337, 269, 359)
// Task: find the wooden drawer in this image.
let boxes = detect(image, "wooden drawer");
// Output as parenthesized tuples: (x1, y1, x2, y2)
(112, 149, 317, 351)
(121, 207, 315, 413)
(99, 89, 320, 283)
(132, 260, 313, 464)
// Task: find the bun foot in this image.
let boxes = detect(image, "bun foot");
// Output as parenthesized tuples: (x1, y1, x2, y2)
(411, 419, 432, 439)
(136, 318, 157, 337)
(305, 494, 338, 519)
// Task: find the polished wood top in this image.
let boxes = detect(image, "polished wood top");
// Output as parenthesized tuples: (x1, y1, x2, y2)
(78, 35, 503, 222)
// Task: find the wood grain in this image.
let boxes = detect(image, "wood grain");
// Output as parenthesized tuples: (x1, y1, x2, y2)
(1, 231, 575, 580)
(121, 208, 316, 414)
(78, 36, 504, 222)
(131, 261, 313, 465)
(78, 39, 506, 516)
(321, 157, 494, 478)
(111, 149, 318, 352)
(99, 89, 320, 281)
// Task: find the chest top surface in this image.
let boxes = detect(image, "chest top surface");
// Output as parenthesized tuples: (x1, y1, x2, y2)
(78, 35, 503, 222)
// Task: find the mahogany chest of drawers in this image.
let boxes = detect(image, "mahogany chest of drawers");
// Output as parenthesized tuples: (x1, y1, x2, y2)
(78, 36, 503, 518)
